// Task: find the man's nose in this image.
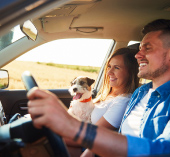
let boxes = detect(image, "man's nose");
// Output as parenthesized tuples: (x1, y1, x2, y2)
(135, 49, 144, 60)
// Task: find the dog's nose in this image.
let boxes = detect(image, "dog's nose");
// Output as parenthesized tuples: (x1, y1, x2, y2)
(73, 88, 77, 92)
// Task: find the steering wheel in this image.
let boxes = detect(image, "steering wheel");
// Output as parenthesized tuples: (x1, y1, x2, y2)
(22, 71, 70, 157)
(0, 71, 70, 156)
(0, 117, 70, 156)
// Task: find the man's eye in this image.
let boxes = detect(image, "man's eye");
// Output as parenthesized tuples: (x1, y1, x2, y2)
(146, 47, 151, 51)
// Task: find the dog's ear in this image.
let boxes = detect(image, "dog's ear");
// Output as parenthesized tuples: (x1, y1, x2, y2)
(71, 77, 77, 85)
(86, 77, 95, 86)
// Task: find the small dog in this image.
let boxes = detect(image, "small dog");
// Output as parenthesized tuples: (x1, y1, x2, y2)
(68, 76, 95, 122)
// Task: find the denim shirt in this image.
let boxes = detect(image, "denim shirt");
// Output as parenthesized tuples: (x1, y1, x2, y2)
(119, 81, 170, 156)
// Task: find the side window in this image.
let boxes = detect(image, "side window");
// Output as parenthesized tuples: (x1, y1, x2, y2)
(4, 39, 114, 89)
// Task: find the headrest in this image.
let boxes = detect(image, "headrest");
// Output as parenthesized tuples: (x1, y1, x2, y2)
(128, 43, 140, 52)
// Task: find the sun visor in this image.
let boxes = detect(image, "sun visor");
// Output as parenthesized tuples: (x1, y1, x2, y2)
(41, 16, 74, 33)
(35, 1, 101, 33)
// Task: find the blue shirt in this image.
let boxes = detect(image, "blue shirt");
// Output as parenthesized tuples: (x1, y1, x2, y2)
(119, 81, 170, 156)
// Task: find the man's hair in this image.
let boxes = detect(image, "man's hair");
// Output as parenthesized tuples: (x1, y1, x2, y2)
(142, 19, 170, 48)
(142, 19, 170, 35)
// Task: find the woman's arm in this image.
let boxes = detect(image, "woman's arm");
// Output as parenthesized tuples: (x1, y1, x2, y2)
(81, 117, 117, 157)
(81, 111, 117, 156)
(81, 97, 128, 157)
(96, 117, 117, 130)
(81, 148, 95, 157)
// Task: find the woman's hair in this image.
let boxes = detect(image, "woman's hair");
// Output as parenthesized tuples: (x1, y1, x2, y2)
(94, 47, 139, 103)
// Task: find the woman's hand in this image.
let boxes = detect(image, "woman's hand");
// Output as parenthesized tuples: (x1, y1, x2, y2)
(81, 149, 95, 157)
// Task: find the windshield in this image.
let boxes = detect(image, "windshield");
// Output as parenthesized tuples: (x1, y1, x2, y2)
(0, 25, 25, 51)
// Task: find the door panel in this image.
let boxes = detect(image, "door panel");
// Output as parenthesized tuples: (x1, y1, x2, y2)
(0, 89, 72, 122)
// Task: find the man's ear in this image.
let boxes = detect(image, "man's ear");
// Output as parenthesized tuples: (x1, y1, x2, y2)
(168, 48, 170, 58)
(86, 77, 95, 86)
(167, 49, 170, 63)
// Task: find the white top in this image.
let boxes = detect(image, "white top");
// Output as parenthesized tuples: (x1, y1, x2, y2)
(121, 89, 154, 137)
(91, 94, 132, 128)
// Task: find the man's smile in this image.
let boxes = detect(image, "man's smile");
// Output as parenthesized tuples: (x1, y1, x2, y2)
(139, 61, 148, 71)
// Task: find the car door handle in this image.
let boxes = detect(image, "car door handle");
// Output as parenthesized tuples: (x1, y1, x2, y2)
(19, 103, 28, 111)
(20, 107, 28, 110)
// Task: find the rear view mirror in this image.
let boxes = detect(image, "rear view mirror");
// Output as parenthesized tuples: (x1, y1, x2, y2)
(20, 20, 38, 41)
(0, 69, 9, 89)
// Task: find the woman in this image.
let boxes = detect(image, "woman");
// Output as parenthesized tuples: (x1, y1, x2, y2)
(81, 47, 139, 157)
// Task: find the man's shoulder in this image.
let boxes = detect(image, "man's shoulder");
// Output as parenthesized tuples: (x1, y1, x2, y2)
(135, 82, 152, 92)
(129, 82, 152, 100)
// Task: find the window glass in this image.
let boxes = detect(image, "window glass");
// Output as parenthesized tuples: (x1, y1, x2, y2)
(4, 39, 114, 89)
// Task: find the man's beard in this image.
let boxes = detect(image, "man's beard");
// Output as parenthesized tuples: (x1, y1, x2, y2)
(138, 52, 168, 79)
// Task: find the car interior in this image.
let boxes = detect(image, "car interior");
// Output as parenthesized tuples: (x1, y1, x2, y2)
(0, 0, 170, 156)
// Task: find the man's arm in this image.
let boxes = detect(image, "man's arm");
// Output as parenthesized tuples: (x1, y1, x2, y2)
(80, 123, 127, 157)
(27, 88, 127, 157)
(125, 120, 170, 156)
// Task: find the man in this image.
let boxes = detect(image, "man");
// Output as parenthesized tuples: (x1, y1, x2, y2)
(27, 19, 170, 156)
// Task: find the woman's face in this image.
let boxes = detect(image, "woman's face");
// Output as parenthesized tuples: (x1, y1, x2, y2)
(107, 55, 129, 90)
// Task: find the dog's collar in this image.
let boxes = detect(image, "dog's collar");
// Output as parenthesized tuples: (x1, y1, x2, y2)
(80, 97, 92, 103)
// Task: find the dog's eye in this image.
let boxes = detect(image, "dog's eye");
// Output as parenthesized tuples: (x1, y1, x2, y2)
(80, 81, 85, 85)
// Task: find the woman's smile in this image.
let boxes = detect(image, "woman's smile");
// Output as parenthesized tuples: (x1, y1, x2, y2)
(109, 77, 117, 82)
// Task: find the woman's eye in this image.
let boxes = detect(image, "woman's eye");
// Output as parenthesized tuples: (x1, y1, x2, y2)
(115, 66, 119, 69)
(107, 65, 111, 69)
